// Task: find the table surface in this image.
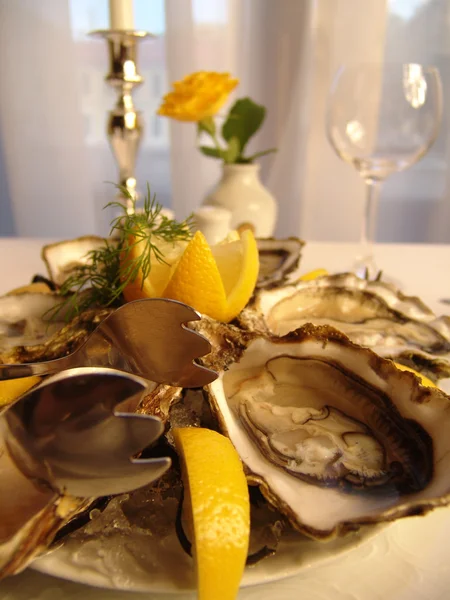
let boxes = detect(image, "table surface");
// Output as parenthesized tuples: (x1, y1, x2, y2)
(0, 238, 450, 600)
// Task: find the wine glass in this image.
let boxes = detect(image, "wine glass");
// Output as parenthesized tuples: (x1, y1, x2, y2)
(326, 63, 442, 278)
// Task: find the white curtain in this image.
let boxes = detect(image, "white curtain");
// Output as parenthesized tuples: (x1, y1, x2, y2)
(164, 0, 388, 240)
(0, 0, 96, 238)
(0, 0, 448, 243)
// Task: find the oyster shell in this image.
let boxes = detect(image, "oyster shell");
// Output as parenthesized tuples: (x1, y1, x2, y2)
(0, 456, 89, 577)
(206, 324, 450, 539)
(388, 350, 450, 387)
(42, 236, 105, 287)
(0, 307, 111, 365)
(256, 238, 304, 289)
(0, 292, 70, 352)
(240, 273, 450, 356)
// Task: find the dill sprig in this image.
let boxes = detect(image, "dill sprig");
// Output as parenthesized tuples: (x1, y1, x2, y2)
(51, 184, 194, 320)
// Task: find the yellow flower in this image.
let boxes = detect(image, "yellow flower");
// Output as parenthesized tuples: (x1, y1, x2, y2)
(157, 71, 239, 122)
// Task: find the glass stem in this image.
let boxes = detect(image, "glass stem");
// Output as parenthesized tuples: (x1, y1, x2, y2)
(361, 177, 382, 259)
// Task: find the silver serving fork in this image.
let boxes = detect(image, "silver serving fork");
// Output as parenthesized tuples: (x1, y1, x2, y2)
(0, 298, 217, 388)
(0, 367, 172, 573)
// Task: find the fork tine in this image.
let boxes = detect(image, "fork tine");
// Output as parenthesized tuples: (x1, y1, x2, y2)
(112, 412, 165, 456)
(180, 323, 212, 360)
(102, 298, 218, 388)
(168, 362, 217, 388)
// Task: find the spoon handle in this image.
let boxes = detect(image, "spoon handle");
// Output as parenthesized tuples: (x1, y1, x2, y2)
(0, 356, 72, 380)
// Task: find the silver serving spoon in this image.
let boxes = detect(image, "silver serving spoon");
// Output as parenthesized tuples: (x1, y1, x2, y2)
(0, 367, 171, 574)
(0, 298, 217, 388)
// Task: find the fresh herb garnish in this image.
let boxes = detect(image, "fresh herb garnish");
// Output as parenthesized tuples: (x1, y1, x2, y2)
(51, 185, 193, 320)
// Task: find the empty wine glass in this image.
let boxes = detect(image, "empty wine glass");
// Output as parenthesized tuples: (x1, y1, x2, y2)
(326, 63, 442, 277)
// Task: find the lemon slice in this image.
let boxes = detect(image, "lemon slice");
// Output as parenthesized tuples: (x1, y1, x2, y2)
(121, 235, 188, 303)
(172, 427, 250, 600)
(0, 376, 41, 407)
(393, 362, 437, 388)
(7, 282, 52, 295)
(163, 230, 259, 322)
(299, 268, 329, 281)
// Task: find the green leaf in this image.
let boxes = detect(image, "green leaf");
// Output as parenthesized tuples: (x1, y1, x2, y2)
(224, 136, 241, 164)
(199, 145, 223, 159)
(222, 98, 266, 153)
(197, 117, 216, 137)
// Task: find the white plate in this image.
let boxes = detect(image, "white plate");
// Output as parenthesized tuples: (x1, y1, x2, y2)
(32, 519, 382, 593)
(3, 244, 449, 595)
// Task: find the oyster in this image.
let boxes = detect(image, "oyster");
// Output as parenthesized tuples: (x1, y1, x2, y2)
(206, 324, 450, 538)
(0, 307, 111, 364)
(42, 235, 105, 287)
(256, 238, 304, 289)
(0, 451, 90, 577)
(391, 350, 450, 387)
(0, 236, 108, 353)
(0, 292, 70, 352)
(240, 273, 450, 356)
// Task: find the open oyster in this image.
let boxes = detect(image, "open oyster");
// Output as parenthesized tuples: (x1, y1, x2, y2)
(42, 236, 105, 287)
(240, 272, 450, 357)
(256, 237, 304, 289)
(206, 323, 450, 538)
(0, 292, 71, 353)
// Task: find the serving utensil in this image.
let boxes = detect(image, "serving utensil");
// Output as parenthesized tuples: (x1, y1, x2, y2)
(0, 298, 217, 388)
(0, 367, 171, 572)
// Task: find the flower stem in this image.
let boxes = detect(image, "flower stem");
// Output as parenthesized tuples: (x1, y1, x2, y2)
(244, 148, 277, 162)
(210, 131, 223, 154)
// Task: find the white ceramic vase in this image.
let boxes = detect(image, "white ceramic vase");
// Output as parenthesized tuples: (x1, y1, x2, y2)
(203, 164, 278, 237)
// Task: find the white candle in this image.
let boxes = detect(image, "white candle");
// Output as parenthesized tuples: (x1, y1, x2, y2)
(109, 0, 134, 30)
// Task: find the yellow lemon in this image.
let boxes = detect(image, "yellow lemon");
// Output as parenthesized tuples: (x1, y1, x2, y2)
(393, 362, 437, 388)
(163, 230, 259, 323)
(0, 376, 41, 407)
(121, 235, 188, 303)
(7, 282, 52, 295)
(172, 427, 250, 600)
(299, 268, 329, 282)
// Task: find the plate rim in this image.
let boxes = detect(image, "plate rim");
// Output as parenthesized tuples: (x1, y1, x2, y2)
(31, 521, 386, 593)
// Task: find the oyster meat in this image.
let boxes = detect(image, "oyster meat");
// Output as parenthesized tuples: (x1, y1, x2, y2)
(206, 324, 450, 538)
(0, 292, 71, 352)
(240, 272, 450, 357)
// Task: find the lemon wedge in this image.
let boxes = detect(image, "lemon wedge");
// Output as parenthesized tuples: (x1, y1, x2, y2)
(7, 282, 52, 295)
(0, 376, 41, 407)
(299, 268, 329, 281)
(172, 427, 250, 600)
(163, 230, 259, 322)
(121, 235, 188, 303)
(393, 362, 437, 388)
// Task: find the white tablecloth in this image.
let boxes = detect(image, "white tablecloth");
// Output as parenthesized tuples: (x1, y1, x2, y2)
(0, 238, 450, 600)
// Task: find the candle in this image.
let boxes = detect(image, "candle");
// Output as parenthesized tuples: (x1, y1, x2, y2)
(109, 0, 134, 30)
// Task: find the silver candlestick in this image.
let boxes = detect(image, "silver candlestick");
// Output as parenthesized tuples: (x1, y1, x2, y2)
(89, 30, 153, 213)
